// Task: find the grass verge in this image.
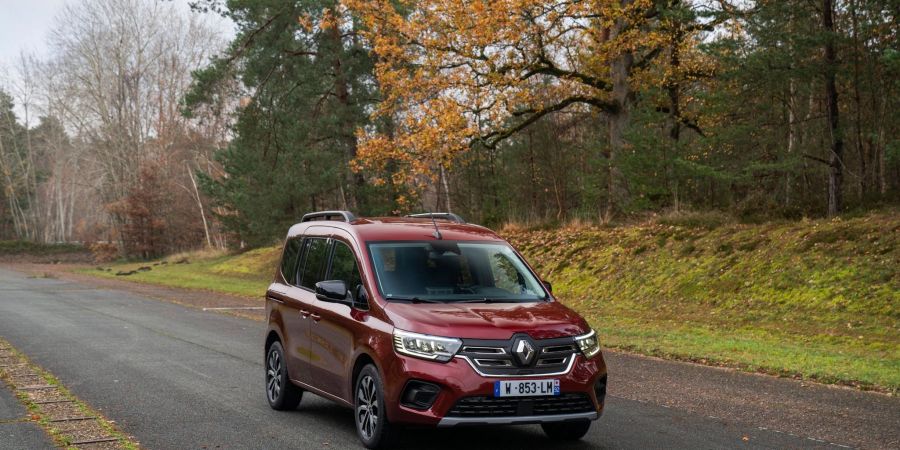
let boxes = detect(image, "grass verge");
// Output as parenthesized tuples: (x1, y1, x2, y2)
(0, 338, 140, 449)
(75, 210, 899, 392)
(509, 210, 899, 392)
(79, 247, 277, 298)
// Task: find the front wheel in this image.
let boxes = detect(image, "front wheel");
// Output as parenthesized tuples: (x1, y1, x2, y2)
(541, 420, 592, 441)
(265, 341, 303, 410)
(354, 365, 397, 449)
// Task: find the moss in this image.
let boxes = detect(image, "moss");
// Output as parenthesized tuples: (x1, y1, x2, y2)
(678, 242, 697, 256)
(507, 209, 900, 391)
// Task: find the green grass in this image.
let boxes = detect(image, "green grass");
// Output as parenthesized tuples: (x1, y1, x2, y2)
(78, 247, 278, 298)
(508, 209, 899, 391)
(75, 210, 900, 391)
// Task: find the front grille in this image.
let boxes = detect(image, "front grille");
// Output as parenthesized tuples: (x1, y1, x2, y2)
(447, 393, 594, 418)
(457, 334, 578, 376)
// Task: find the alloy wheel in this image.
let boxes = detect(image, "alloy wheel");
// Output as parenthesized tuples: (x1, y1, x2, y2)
(356, 375, 378, 440)
(266, 348, 282, 403)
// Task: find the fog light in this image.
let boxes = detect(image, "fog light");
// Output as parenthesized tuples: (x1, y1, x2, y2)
(400, 380, 441, 410)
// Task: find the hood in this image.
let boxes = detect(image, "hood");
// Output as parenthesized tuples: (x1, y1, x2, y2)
(382, 300, 590, 340)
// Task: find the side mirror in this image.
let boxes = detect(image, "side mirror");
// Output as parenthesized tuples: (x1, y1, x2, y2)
(542, 280, 553, 294)
(315, 280, 351, 305)
(354, 285, 369, 310)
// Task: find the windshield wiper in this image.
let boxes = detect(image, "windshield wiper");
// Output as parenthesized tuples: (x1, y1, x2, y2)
(388, 296, 444, 304)
(452, 298, 497, 303)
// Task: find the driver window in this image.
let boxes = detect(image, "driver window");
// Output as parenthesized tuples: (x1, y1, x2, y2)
(489, 252, 524, 294)
(329, 241, 364, 305)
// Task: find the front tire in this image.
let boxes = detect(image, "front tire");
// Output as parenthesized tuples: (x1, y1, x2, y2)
(354, 365, 396, 449)
(541, 420, 592, 441)
(265, 341, 302, 410)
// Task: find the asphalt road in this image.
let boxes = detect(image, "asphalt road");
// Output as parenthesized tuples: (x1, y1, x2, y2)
(0, 382, 53, 450)
(0, 267, 893, 449)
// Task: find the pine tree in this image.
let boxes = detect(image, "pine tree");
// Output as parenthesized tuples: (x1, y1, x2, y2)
(186, 0, 385, 245)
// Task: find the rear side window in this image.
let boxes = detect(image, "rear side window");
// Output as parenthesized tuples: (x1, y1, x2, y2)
(299, 238, 328, 289)
(329, 241, 363, 296)
(280, 238, 302, 284)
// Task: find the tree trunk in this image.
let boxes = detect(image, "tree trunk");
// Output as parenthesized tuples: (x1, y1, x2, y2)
(849, 0, 867, 199)
(439, 165, 452, 213)
(187, 164, 212, 248)
(666, 29, 684, 210)
(605, 4, 634, 220)
(329, 24, 364, 212)
(823, 0, 844, 217)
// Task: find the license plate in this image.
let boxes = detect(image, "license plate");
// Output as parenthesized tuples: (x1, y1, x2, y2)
(494, 379, 560, 397)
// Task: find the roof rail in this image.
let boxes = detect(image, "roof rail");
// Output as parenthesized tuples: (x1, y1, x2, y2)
(301, 210, 356, 223)
(405, 212, 466, 224)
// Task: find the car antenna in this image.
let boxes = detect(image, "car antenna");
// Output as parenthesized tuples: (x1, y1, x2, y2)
(430, 213, 442, 240)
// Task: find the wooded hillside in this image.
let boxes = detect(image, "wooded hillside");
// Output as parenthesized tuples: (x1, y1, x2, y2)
(1, 0, 897, 253)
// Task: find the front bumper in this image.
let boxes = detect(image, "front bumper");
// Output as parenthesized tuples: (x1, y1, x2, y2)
(382, 351, 607, 427)
(437, 411, 598, 427)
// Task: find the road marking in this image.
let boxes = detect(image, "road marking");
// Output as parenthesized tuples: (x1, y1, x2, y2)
(33, 399, 75, 405)
(48, 416, 97, 422)
(70, 437, 120, 445)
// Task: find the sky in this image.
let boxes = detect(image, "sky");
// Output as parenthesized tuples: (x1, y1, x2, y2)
(0, 0, 235, 69)
(0, 0, 68, 68)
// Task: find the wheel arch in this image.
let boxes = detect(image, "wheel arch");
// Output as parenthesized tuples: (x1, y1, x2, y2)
(265, 329, 283, 355)
(350, 351, 377, 393)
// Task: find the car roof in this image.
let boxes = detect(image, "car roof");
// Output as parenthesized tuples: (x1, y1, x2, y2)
(286, 217, 503, 243)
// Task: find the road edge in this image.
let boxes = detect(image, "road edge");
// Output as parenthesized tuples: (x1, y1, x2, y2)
(0, 338, 141, 449)
(4, 262, 897, 396)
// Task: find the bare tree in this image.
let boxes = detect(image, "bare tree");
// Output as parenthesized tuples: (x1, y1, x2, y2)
(44, 0, 225, 248)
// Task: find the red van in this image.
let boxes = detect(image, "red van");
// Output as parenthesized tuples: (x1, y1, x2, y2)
(265, 211, 607, 448)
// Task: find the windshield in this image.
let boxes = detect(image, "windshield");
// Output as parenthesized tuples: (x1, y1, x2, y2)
(367, 241, 548, 303)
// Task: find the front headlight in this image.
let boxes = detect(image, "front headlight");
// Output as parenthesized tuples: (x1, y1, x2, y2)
(393, 329, 462, 362)
(575, 329, 601, 358)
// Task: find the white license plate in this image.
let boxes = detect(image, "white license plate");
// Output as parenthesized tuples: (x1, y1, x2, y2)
(494, 379, 560, 397)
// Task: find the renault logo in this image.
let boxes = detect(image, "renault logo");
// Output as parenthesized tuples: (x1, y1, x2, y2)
(513, 339, 535, 365)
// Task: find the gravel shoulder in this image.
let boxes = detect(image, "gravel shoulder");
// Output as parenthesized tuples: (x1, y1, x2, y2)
(7, 262, 266, 321)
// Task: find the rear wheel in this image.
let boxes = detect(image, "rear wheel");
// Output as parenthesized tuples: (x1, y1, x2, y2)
(354, 365, 396, 449)
(265, 341, 302, 410)
(541, 420, 592, 441)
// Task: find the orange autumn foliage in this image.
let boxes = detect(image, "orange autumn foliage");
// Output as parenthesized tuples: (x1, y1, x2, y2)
(345, 0, 675, 204)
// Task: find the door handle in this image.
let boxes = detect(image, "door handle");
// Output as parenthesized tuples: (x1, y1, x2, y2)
(300, 309, 311, 318)
(310, 313, 321, 322)
(266, 296, 284, 304)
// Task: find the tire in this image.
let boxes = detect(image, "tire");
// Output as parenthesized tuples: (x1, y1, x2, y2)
(541, 420, 592, 441)
(354, 364, 397, 449)
(265, 341, 303, 410)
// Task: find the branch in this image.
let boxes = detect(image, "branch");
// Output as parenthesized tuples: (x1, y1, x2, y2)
(479, 96, 617, 149)
(803, 153, 832, 166)
(283, 49, 319, 57)
(655, 106, 705, 137)
(225, 11, 284, 65)
(633, 46, 664, 71)
(522, 55, 611, 91)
